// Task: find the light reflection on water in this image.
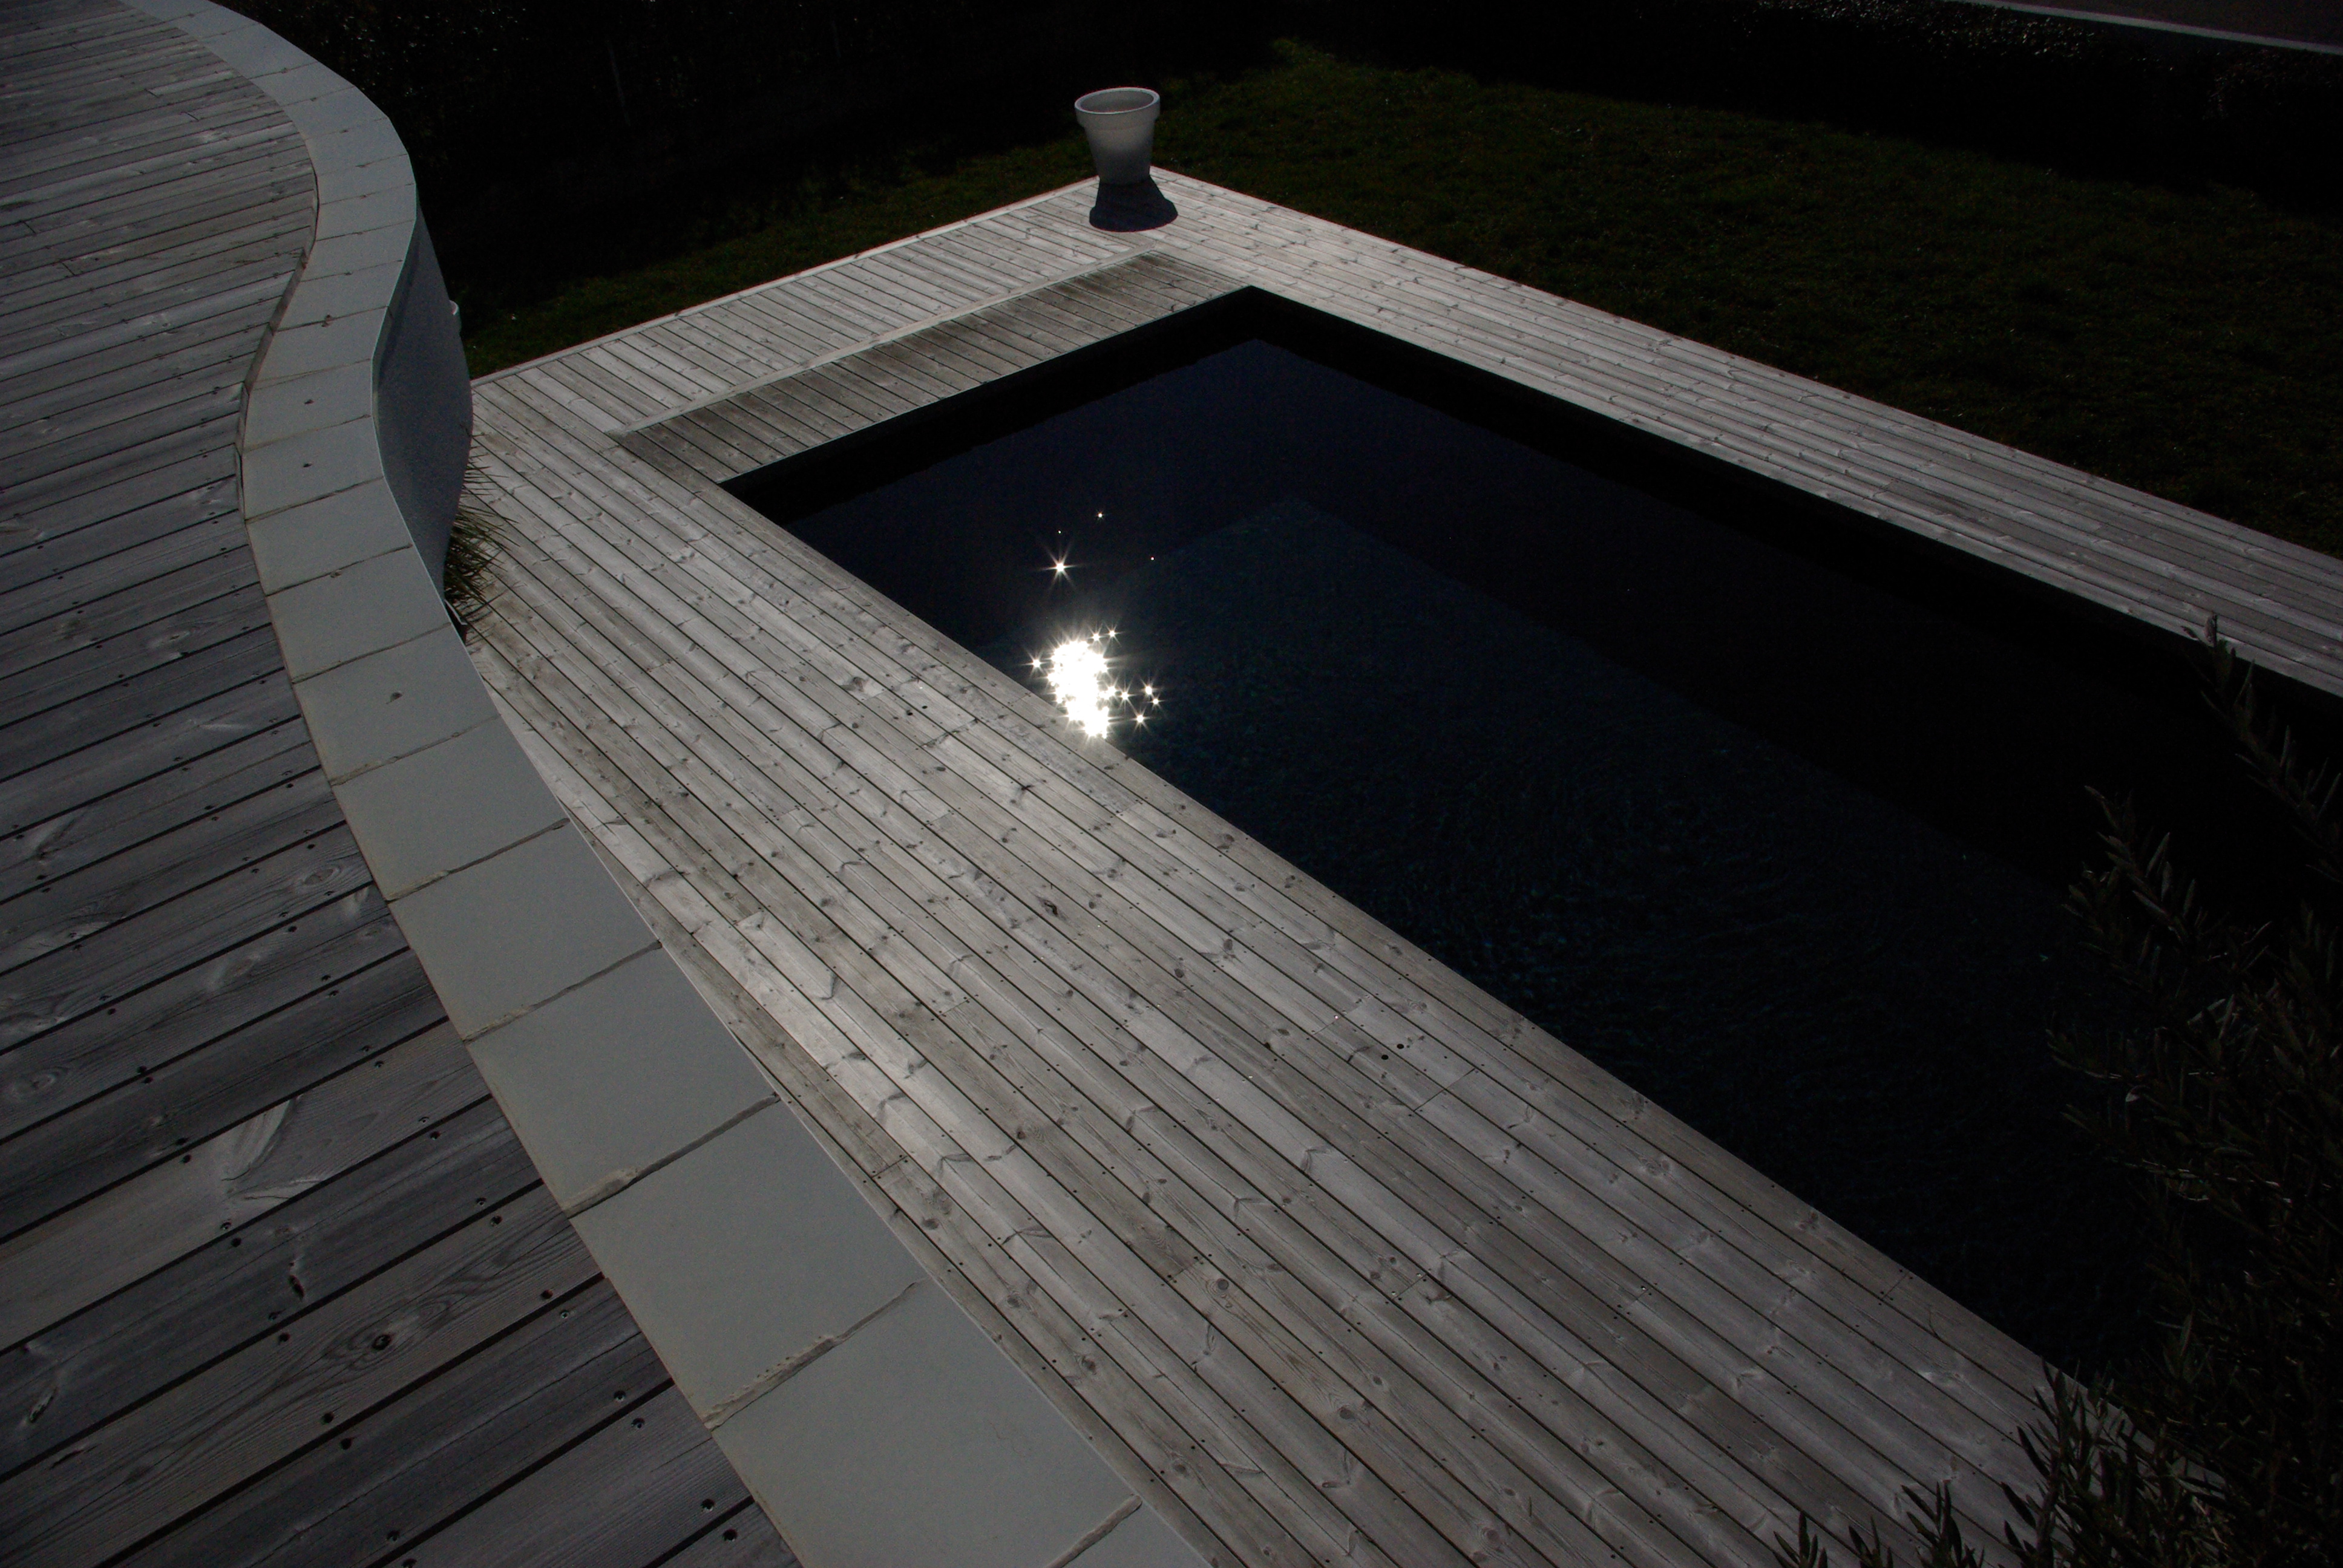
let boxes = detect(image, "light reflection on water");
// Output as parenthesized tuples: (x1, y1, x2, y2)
(1032, 629, 1161, 739)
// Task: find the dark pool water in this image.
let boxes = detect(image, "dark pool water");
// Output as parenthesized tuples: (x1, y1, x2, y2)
(747, 316, 2319, 1376)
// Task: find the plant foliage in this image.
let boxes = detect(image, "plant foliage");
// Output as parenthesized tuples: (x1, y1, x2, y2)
(444, 463, 506, 641)
(1777, 627, 2342, 1567)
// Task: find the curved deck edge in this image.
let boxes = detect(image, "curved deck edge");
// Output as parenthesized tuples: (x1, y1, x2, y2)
(116, 7, 1195, 1564)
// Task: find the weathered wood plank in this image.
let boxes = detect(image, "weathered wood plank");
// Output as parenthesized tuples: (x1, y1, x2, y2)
(0, 466, 235, 573)
(1119, 779, 2055, 1410)
(0, 170, 308, 279)
(0, 96, 290, 197)
(0, 243, 298, 362)
(0, 626, 288, 791)
(0, 760, 340, 988)
(0, 717, 311, 903)
(0, 577, 270, 727)
(0, 1019, 477, 1349)
(0, 949, 445, 1241)
(0, 802, 369, 984)
(115, 1284, 666, 1568)
(0, 839, 388, 1129)
(0, 547, 255, 684)
(1099, 792, 2046, 1439)
(0, 1183, 600, 1568)
(0, 510, 246, 638)
(0, 207, 300, 327)
(505, 741, 1239, 1566)
(0, 320, 266, 446)
(472, 567, 1489, 1566)
(1, 127, 301, 242)
(0, 659, 298, 841)
(395, 1384, 754, 1568)
(490, 618, 1649, 1556)
(657, 1502, 801, 1568)
(0, 1094, 531, 1478)
(0, 265, 281, 390)
(480, 642, 1328, 1568)
(0, 207, 307, 324)
(0, 427, 235, 544)
(942, 623, 2043, 1472)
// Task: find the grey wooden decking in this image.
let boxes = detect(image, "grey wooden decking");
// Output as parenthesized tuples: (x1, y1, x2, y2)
(454, 172, 2333, 1568)
(0, 4, 788, 1564)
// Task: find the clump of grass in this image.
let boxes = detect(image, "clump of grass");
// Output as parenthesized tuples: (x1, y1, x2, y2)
(443, 462, 506, 639)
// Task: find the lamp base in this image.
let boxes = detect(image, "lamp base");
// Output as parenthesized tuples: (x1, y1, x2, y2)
(1089, 177, 1177, 232)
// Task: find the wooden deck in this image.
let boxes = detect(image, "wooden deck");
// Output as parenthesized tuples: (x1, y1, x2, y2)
(0, 4, 789, 1563)
(448, 173, 2306, 1567)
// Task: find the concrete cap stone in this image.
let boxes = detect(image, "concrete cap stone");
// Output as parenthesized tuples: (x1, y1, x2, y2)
(309, 116, 404, 170)
(388, 823, 654, 1036)
(251, 305, 388, 385)
(217, 29, 306, 74)
(163, 3, 249, 36)
(266, 547, 448, 680)
(244, 477, 416, 592)
(333, 716, 569, 898)
(316, 154, 410, 204)
(470, 947, 777, 1213)
(285, 84, 386, 133)
(243, 359, 374, 445)
(242, 414, 384, 519)
(246, 59, 339, 105)
(303, 223, 410, 279)
(316, 186, 415, 242)
(295, 626, 497, 781)
(569, 1101, 928, 1420)
(258, 61, 347, 104)
(714, 1282, 1136, 1568)
(275, 263, 405, 333)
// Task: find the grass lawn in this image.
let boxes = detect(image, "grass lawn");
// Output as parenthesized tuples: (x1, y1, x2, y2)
(461, 44, 2343, 557)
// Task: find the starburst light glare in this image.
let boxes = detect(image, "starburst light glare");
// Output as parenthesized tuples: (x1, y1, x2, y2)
(1042, 634, 1116, 739)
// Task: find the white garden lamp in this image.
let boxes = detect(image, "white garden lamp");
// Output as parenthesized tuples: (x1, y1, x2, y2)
(1075, 87, 1176, 231)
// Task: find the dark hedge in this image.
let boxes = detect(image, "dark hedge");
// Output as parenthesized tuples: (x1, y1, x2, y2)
(224, 2, 1270, 256)
(223, 1, 2341, 305)
(1309, 0, 2343, 204)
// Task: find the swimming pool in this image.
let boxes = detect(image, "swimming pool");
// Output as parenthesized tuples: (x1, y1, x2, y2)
(733, 290, 2328, 1374)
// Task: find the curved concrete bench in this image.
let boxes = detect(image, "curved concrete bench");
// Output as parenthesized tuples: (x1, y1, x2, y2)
(125, 5, 1204, 1563)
